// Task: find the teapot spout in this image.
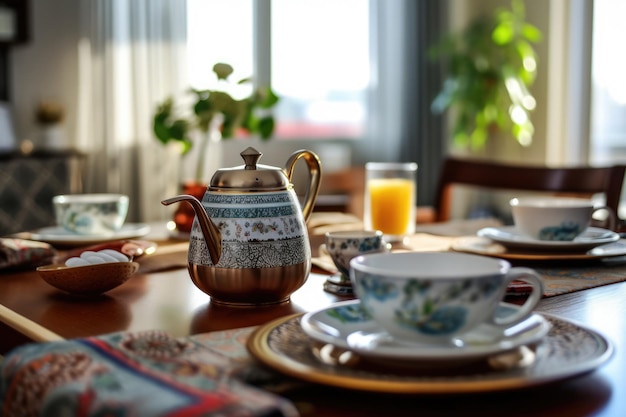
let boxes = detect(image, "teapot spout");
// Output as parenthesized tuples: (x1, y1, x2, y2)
(161, 195, 222, 263)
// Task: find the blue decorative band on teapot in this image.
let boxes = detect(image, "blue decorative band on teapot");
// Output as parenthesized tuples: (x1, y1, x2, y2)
(188, 191, 309, 268)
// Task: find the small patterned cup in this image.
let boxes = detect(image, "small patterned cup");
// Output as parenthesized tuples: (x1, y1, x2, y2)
(325, 230, 386, 277)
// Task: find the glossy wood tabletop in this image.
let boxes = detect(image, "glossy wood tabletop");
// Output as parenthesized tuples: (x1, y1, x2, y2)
(0, 234, 625, 417)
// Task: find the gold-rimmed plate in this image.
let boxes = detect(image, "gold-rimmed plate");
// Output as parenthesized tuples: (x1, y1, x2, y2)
(246, 313, 613, 394)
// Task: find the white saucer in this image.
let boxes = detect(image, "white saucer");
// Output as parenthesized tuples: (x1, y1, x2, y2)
(477, 226, 620, 252)
(300, 299, 551, 362)
(452, 236, 626, 262)
(28, 223, 151, 246)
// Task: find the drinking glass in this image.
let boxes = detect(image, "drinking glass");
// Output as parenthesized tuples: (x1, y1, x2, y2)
(364, 162, 417, 241)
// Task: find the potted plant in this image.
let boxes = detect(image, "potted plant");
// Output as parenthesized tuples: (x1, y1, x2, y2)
(36, 100, 66, 149)
(153, 62, 279, 231)
(153, 62, 279, 182)
(429, 0, 542, 150)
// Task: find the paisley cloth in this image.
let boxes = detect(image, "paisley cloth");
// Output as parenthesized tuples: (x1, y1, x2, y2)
(0, 330, 298, 417)
(0, 238, 55, 270)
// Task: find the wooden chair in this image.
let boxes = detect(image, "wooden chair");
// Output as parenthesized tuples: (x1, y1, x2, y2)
(314, 167, 366, 218)
(432, 157, 626, 231)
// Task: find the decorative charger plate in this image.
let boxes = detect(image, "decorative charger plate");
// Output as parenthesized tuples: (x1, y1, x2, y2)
(246, 312, 613, 394)
(27, 223, 151, 246)
(476, 226, 619, 252)
(452, 236, 626, 262)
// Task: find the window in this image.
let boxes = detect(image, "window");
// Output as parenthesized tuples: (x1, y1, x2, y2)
(590, 0, 626, 164)
(589, 0, 626, 217)
(186, 0, 370, 140)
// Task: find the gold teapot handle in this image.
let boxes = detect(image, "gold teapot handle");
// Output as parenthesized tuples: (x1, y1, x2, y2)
(284, 149, 321, 223)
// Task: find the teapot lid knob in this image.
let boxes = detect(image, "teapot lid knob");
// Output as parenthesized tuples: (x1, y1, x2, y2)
(241, 147, 262, 170)
(209, 146, 289, 191)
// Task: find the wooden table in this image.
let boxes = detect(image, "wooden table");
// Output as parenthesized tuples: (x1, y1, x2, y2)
(1, 234, 625, 417)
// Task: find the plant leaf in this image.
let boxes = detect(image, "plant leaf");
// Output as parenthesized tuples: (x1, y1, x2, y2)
(429, 0, 541, 150)
(257, 117, 275, 139)
(212, 62, 234, 80)
(522, 23, 542, 42)
(492, 23, 514, 45)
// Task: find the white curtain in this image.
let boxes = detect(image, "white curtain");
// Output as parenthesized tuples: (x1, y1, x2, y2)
(77, 0, 188, 223)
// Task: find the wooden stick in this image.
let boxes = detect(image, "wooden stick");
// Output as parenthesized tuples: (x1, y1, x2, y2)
(0, 304, 64, 343)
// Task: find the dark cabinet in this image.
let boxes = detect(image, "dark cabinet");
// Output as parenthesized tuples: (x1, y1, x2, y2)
(0, 149, 85, 235)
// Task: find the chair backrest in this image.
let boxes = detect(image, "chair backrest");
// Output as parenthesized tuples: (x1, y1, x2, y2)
(433, 157, 626, 229)
(315, 166, 366, 218)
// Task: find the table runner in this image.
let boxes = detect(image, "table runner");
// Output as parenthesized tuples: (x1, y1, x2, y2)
(313, 234, 626, 298)
(535, 258, 626, 297)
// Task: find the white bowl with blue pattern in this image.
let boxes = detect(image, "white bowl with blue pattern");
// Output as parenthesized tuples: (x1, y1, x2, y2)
(510, 197, 613, 241)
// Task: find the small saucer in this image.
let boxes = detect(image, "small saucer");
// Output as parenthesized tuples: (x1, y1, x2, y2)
(323, 281, 354, 296)
(477, 226, 619, 252)
(452, 236, 626, 262)
(300, 300, 550, 362)
(28, 223, 151, 246)
(326, 273, 352, 286)
(323, 273, 354, 296)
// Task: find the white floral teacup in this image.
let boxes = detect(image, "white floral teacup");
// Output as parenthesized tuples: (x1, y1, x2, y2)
(53, 194, 129, 235)
(510, 197, 616, 241)
(350, 252, 543, 345)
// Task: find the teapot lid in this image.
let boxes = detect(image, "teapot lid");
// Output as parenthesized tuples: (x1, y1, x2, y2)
(209, 147, 290, 191)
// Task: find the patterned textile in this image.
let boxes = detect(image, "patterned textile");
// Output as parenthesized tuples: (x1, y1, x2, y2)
(502, 258, 626, 298)
(537, 259, 626, 297)
(0, 238, 56, 270)
(0, 330, 298, 417)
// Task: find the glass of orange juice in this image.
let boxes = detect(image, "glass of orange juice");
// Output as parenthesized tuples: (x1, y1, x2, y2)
(364, 162, 417, 241)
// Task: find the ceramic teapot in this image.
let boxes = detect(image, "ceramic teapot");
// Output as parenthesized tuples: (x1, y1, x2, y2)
(162, 147, 321, 305)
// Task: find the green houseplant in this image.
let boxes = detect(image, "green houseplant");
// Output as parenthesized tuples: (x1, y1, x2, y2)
(429, 0, 542, 150)
(153, 62, 279, 232)
(153, 62, 279, 183)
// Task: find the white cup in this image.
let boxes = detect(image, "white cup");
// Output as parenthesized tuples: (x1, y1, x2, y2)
(349, 252, 543, 346)
(510, 197, 616, 241)
(53, 194, 129, 235)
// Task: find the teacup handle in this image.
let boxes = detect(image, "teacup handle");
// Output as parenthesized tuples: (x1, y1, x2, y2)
(492, 267, 544, 327)
(591, 205, 616, 231)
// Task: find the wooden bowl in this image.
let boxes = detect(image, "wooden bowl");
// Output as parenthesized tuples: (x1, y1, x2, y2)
(36, 261, 139, 295)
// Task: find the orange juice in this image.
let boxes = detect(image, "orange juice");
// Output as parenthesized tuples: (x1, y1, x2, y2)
(366, 178, 416, 235)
